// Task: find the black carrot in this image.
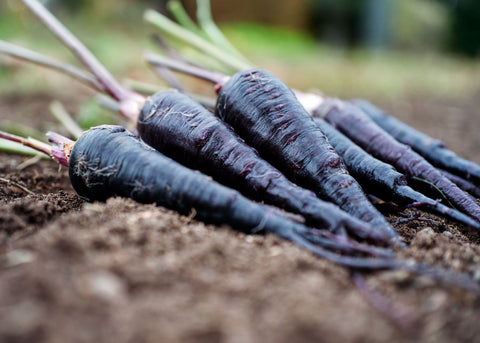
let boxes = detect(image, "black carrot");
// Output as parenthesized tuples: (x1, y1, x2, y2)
(315, 119, 480, 230)
(76, 127, 476, 294)
(353, 99, 480, 185)
(143, 54, 480, 230)
(6, 127, 480, 293)
(67, 125, 397, 268)
(215, 69, 398, 242)
(0, 127, 394, 266)
(3, 4, 390, 243)
(137, 90, 386, 242)
(313, 98, 480, 222)
(146, 5, 480, 192)
(59, 126, 480, 291)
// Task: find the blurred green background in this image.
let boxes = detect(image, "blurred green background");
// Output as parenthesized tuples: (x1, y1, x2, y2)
(1, 0, 480, 100)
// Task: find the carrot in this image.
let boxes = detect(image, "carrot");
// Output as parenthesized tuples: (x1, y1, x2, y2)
(3, 2, 390, 243)
(215, 69, 399, 242)
(145, 2, 480, 193)
(144, 8, 480, 207)
(138, 90, 386, 242)
(3, 1, 480, 294)
(65, 126, 403, 267)
(147, 54, 479, 225)
(314, 98, 480, 222)
(143, 54, 480, 229)
(11, 125, 480, 293)
(0, 126, 397, 266)
(315, 119, 480, 230)
(17, 124, 480, 296)
(354, 99, 480, 185)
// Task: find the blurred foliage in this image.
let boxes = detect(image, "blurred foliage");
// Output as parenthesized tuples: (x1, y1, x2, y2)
(183, 0, 309, 31)
(449, 0, 480, 57)
(310, 0, 450, 51)
(222, 23, 318, 58)
(393, 0, 449, 51)
(1, 0, 479, 102)
(309, 0, 480, 57)
(224, 23, 480, 100)
(2, 0, 480, 56)
(76, 99, 118, 130)
(310, 0, 361, 46)
(0, 0, 154, 95)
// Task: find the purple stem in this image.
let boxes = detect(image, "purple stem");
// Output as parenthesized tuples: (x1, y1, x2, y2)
(0, 130, 70, 166)
(20, 0, 137, 104)
(0, 130, 50, 156)
(0, 40, 104, 93)
(144, 52, 227, 85)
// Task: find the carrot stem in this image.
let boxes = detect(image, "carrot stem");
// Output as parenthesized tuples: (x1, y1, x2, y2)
(195, 0, 251, 64)
(20, 0, 131, 103)
(144, 52, 226, 84)
(49, 101, 83, 139)
(167, 0, 203, 36)
(0, 40, 104, 92)
(96, 95, 121, 113)
(0, 139, 44, 157)
(144, 9, 252, 71)
(0, 130, 51, 157)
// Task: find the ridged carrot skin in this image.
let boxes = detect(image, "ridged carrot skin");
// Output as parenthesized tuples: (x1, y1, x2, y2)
(136, 90, 386, 241)
(314, 98, 480, 222)
(215, 69, 397, 241)
(353, 99, 480, 185)
(68, 125, 401, 269)
(315, 119, 480, 230)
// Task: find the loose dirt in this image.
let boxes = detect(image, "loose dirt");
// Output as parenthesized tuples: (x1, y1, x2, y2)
(1, 94, 479, 343)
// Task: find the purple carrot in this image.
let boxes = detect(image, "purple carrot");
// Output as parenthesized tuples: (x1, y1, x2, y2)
(84, 129, 480, 292)
(353, 99, 480, 185)
(5, 3, 390, 243)
(313, 98, 480, 222)
(67, 125, 400, 267)
(315, 119, 480, 230)
(51, 125, 480, 290)
(142, 55, 480, 227)
(137, 90, 387, 242)
(0, 127, 394, 266)
(215, 69, 399, 242)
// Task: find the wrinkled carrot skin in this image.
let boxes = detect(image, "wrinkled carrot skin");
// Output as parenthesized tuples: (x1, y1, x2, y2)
(314, 99, 480, 222)
(136, 90, 386, 241)
(315, 119, 480, 230)
(68, 125, 403, 269)
(215, 69, 396, 240)
(354, 99, 480, 185)
(70, 125, 285, 228)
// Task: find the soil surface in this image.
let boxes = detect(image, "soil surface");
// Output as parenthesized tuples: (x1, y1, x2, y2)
(1, 94, 480, 343)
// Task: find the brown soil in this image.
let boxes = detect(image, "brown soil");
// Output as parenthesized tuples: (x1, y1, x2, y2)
(1, 94, 480, 343)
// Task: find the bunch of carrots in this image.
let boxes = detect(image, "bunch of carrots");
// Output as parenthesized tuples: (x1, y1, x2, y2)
(2, 0, 480, 294)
